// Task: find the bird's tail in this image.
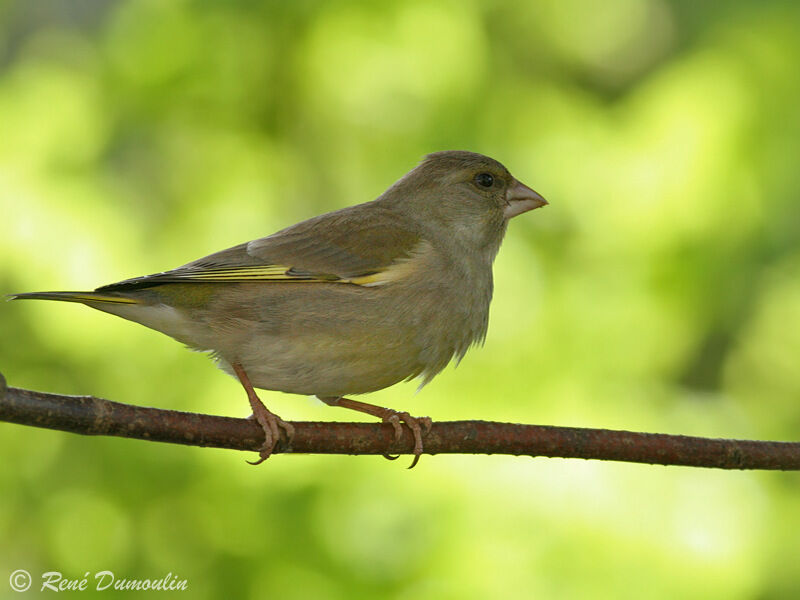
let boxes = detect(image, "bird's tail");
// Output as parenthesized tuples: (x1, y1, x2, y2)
(9, 290, 195, 345)
(8, 291, 141, 305)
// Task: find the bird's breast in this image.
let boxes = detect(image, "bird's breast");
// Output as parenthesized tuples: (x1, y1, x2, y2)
(169, 253, 495, 396)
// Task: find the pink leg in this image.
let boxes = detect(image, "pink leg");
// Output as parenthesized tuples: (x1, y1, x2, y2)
(318, 396, 432, 468)
(233, 363, 295, 465)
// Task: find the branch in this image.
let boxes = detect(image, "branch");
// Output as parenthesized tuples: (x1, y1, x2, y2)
(2, 372, 799, 469)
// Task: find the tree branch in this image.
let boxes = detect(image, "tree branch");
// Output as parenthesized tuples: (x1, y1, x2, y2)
(2, 372, 799, 469)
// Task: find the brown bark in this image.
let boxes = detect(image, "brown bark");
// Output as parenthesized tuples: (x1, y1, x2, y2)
(2, 373, 799, 469)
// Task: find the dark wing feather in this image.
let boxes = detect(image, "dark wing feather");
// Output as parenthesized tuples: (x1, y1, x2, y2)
(97, 203, 423, 292)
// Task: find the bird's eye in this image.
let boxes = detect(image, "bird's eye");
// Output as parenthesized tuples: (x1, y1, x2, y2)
(474, 172, 494, 188)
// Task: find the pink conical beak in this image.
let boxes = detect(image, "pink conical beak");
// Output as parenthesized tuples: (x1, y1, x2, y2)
(504, 179, 547, 218)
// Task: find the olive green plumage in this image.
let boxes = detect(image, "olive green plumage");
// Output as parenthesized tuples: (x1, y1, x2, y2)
(11, 151, 547, 400)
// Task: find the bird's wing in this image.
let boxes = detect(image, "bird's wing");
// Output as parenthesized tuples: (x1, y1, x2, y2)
(97, 204, 426, 292)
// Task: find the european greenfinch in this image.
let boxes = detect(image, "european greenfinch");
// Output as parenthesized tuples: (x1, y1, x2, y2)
(11, 151, 547, 466)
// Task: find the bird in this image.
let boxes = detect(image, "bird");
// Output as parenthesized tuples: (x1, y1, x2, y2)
(10, 151, 547, 467)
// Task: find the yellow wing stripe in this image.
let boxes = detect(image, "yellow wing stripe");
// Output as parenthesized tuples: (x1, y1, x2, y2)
(347, 273, 383, 285)
(174, 267, 397, 285)
(166, 245, 429, 286)
(171, 266, 329, 281)
(170, 267, 393, 285)
(9, 292, 140, 304)
(346, 240, 430, 286)
(71, 293, 141, 304)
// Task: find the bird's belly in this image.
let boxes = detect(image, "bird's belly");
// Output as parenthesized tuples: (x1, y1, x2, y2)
(229, 332, 423, 397)
(150, 281, 485, 398)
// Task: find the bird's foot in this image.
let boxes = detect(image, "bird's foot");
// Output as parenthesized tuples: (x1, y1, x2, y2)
(233, 362, 294, 465)
(318, 396, 431, 468)
(246, 405, 295, 465)
(382, 410, 433, 469)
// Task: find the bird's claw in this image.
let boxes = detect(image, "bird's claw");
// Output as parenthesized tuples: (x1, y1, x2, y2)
(247, 409, 294, 465)
(381, 411, 431, 469)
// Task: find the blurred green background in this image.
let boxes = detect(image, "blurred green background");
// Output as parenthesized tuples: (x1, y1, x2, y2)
(2, 0, 800, 597)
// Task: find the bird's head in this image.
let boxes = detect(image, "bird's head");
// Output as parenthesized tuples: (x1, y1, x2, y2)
(417, 151, 547, 219)
(384, 150, 547, 252)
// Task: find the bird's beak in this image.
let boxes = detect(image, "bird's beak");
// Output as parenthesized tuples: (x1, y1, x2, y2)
(504, 180, 548, 219)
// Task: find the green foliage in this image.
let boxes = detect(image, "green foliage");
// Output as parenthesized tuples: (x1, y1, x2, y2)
(2, 1, 800, 597)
